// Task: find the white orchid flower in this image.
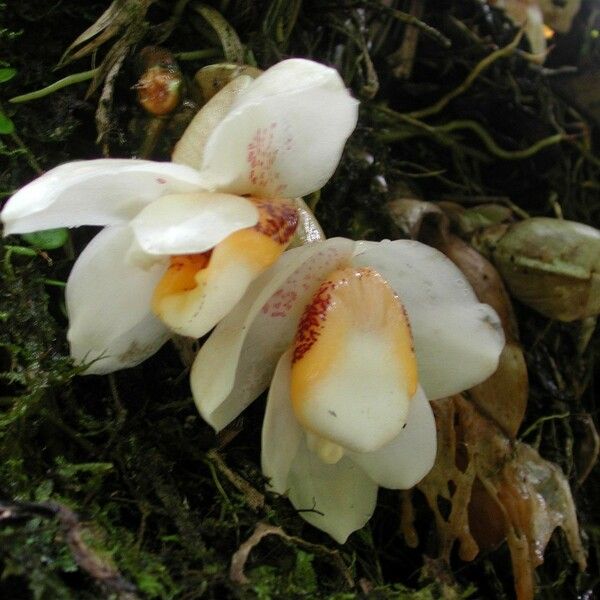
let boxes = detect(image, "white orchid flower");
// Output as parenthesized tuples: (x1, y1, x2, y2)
(1, 59, 358, 375)
(191, 238, 505, 543)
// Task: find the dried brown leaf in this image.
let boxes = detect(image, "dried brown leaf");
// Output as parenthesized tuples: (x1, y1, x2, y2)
(402, 395, 587, 600)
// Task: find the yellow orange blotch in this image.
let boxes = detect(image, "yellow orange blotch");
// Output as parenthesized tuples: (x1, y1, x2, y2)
(152, 253, 211, 306)
(151, 197, 298, 329)
(290, 267, 418, 452)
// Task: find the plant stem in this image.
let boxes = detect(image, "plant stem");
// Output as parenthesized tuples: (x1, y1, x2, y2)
(9, 69, 98, 104)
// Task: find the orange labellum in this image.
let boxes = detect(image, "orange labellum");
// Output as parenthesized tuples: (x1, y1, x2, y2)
(290, 267, 418, 453)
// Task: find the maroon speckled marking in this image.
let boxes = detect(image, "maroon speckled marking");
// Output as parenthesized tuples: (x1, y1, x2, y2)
(261, 288, 298, 318)
(261, 246, 349, 319)
(292, 279, 337, 363)
(246, 123, 288, 193)
(252, 199, 298, 245)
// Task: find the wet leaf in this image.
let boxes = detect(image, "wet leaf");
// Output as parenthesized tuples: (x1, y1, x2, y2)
(0, 111, 15, 135)
(21, 228, 69, 250)
(0, 67, 17, 83)
(402, 395, 587, 600)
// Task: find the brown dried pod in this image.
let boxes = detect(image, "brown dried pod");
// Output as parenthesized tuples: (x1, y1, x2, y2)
(474, 217, 600, 321)
(135, 46, 182, 116)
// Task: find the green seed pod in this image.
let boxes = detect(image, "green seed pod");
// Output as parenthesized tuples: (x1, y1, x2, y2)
(474, 217, 600, 321)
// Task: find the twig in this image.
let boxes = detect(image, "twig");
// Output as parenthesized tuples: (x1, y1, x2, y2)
(377, 3, 450, 48)
(206, 449, 264, 511)
(389, 0, 425, 79)
(0, 500, 138, 599)
(405, 30, 524, 120)
(381, 111, 566, 161)
(520, 412, 571, 439)
(230, 522, 354, 587)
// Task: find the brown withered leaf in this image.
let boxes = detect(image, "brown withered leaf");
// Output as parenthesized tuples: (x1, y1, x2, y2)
(401, 395, 587, 600)
(58, 0, 153, 68)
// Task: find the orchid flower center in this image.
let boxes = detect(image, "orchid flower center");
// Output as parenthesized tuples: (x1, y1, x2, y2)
(151, 197, 298, 337)
(290, 267, 418, 463)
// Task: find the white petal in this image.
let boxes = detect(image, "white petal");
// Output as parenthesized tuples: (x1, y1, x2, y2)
(2, 159, 205, 235)
(66, 226, 170, 374)
(352, 240, 505, 400)
(130, 192, 258, 256)
(347, 387, 436, 489)
(261, 350, 303, 493)
(172, 75, 255, 170)
(191, 238, 355, 430)
(198, 59, 358, 198)
(287, 436, 378, 544)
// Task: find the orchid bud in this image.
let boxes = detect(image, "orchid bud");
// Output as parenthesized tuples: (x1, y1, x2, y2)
(136, 46, 182, 116)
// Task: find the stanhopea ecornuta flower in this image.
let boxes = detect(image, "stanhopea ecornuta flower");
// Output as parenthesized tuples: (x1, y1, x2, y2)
(1, 59, 358, 374)
(191, 238, 505, 542)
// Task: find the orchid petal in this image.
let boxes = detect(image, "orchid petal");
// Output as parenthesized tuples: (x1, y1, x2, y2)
(351, 240, 504, 400)
(172, 75, 255, 170)
(66, 226, 170, 374)
(261, 350, 303, 493)
(198, 59, 358, 198)
(2, 159, 205, 235)
(287, 436, 378, 544)
(130, 192, 258, 256)
(347, 387, 436, 489)
(191, 238, 355, 430)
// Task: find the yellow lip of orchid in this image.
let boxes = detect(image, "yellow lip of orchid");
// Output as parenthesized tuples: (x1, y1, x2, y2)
(1, 59, 358, 374)
(290, 266, 418, 457)
(151, 197, 299, 337)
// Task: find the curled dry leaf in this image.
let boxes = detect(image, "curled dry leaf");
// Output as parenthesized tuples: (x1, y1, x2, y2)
(573, 413, 600, 486)
(401, 395, 587, 600)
